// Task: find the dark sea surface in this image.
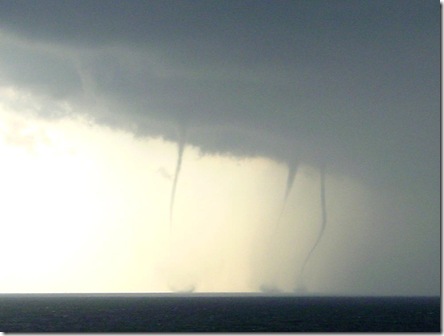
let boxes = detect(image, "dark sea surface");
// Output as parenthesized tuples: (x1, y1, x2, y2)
(0, 294, 439, 332)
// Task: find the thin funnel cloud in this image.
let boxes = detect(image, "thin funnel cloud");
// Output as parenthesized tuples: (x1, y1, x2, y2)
(274, 160, 298, 235)
(283, 161, 298, 209)
(297, 163, 327, 290)
(169, 126, 187, 231)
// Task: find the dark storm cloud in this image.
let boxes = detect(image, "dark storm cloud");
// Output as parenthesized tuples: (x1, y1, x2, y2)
(0, 0, 439, 193)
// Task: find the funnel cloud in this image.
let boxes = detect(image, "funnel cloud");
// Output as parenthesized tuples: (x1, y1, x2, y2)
(297, 164, 327, 290)
(169, 126, 187, 230)
(275, 160, 298, 235)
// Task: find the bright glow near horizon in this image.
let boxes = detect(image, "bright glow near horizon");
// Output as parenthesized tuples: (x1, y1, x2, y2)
(0, 88, 288, 292)
(0, 87, 431, 295)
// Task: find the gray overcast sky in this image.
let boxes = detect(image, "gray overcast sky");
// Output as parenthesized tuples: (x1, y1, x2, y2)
(0, 0, 440, 295)
(0, 1, 439, 183)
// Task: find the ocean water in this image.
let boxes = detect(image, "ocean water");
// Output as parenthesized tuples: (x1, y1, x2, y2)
(0, 294, 439, 332)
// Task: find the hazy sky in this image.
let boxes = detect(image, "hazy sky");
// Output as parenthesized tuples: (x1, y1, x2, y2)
(0, 0, 439, 295)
